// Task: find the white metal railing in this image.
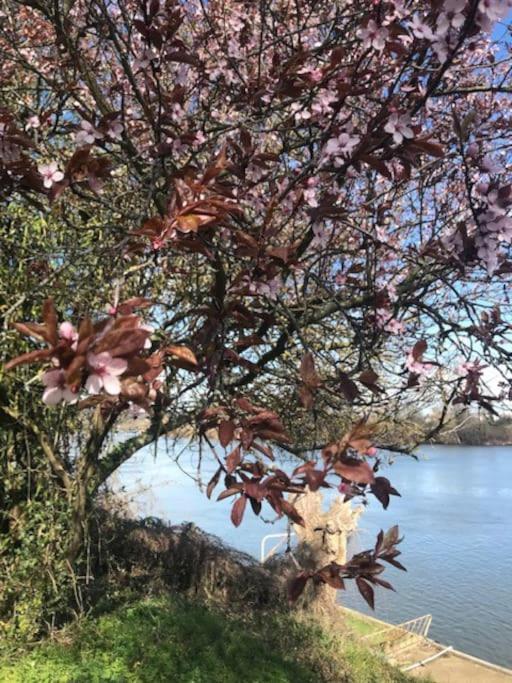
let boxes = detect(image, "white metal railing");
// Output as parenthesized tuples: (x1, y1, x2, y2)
(260, 532, 296, 563)
(362, 614, 432, 643)
(402, 646, 453, 672)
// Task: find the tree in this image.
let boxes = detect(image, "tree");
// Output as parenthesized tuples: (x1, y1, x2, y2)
(2, 0, 512, 610)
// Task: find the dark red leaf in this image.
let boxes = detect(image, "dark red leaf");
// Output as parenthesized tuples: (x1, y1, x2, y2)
(42, 298, 58, 346)
(231, 495, 247, 527)
(339, 372, 359, 402)
(288, 572, 310, 602)
(334, 458, 375, 485)
(298, 384, 314, 410)
(382, 557, 407, 572)
(300, 352, 321, 387)
(95, 328, 149, 356)
(371, 477, 400, 510)
(165, 345, 198, 367)
(305, 468, 327, 492)
(371, 577, 395, 591)
(356, 577, 375, 609)
(11, 322, 48, 342)
(249, 497, 262, 516)
(4, 348, 52, 371)
(411, 340, 427, 361)
(219, 420, 235, 448)
(225, 445, 241, 473)
(217, 486, 242, 501)
(206, 467, 222, 499)
(359, 369, 383, 394)
(279, 498, 305, 526)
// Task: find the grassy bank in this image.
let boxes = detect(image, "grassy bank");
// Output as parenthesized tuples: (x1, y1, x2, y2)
(0, 596, 414, 683)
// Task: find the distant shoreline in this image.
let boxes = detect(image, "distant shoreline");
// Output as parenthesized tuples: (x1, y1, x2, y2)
(117, 419, 512, 448)
(428, 438, 512, 447)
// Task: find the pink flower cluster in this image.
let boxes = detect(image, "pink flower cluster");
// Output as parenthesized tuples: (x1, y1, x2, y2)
(406, 352, 433, 377)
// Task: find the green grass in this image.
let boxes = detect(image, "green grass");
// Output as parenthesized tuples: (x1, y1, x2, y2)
(0, 597, 415, 683)
(339, 609, 384, 638)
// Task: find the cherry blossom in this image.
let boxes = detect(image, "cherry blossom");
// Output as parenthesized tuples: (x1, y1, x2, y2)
(42, 369, 77, 405)
(432, 35, 452, 61)
(457, 360, 485, 377)
(312, 223, 332, 247)
(303, 177, 319, 207)
(384, 113, 414, 145)
(408, 15, 435, 42)
(59, 321, 78, 349)
(107, 121, 123, 141)
(437, 0, 466, 35)
(376, 308, 405, 335)
(74, 120, 101, 145)
(38, 162, 64, 188)
(406, 352, 434, 376)
(85, 352, 127, 395)
(356, 20, 388, 51)
(324, 131, 360, 164)
(478, 0, 512, 23)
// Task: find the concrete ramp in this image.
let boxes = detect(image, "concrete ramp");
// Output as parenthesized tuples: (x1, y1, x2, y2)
(339, 606, 512, 682)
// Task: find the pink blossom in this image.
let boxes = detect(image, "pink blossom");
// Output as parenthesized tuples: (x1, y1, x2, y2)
(375, 308, 405, 335)
(310, 89, 337, 116)
(38, 162, 64, 188)
(457, 360, 484, 377)
(86, 352, 127, 395)
(437, 0, 466, 35)
(59, 321, 78, 349)
(107, 121, 123, 141)
(303, 177, 319, 207)
(75, 120, 101, 145)
(312, 223, 332, 247)
(406, 352, 433, 376)
(478, 0, 512, 23)
(192, 130, 207, 147)
(386, 318, 405, 335)
(42, 369, 77, 405)
(432, 36, 451, 62)
(324, 131, 360, 161)
(384, 113, 414, 145)
(356, 20, 389, 51)
(408, 15, 435, 42)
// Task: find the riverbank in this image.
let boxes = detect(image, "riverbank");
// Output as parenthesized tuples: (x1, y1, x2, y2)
(0, 596, 414, 683)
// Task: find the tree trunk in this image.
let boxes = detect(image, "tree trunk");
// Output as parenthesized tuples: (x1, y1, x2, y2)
(292, 490, 362, 614)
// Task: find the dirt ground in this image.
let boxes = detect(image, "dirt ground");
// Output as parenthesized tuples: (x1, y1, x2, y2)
(393, 642, 512, 683)
(411, 653, 512, 682)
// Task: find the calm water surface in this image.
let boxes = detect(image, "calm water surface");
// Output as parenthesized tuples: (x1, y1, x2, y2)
(115, 443, 512, 668)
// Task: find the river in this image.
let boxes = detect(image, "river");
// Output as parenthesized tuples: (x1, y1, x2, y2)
(115, 443, 512, 668)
